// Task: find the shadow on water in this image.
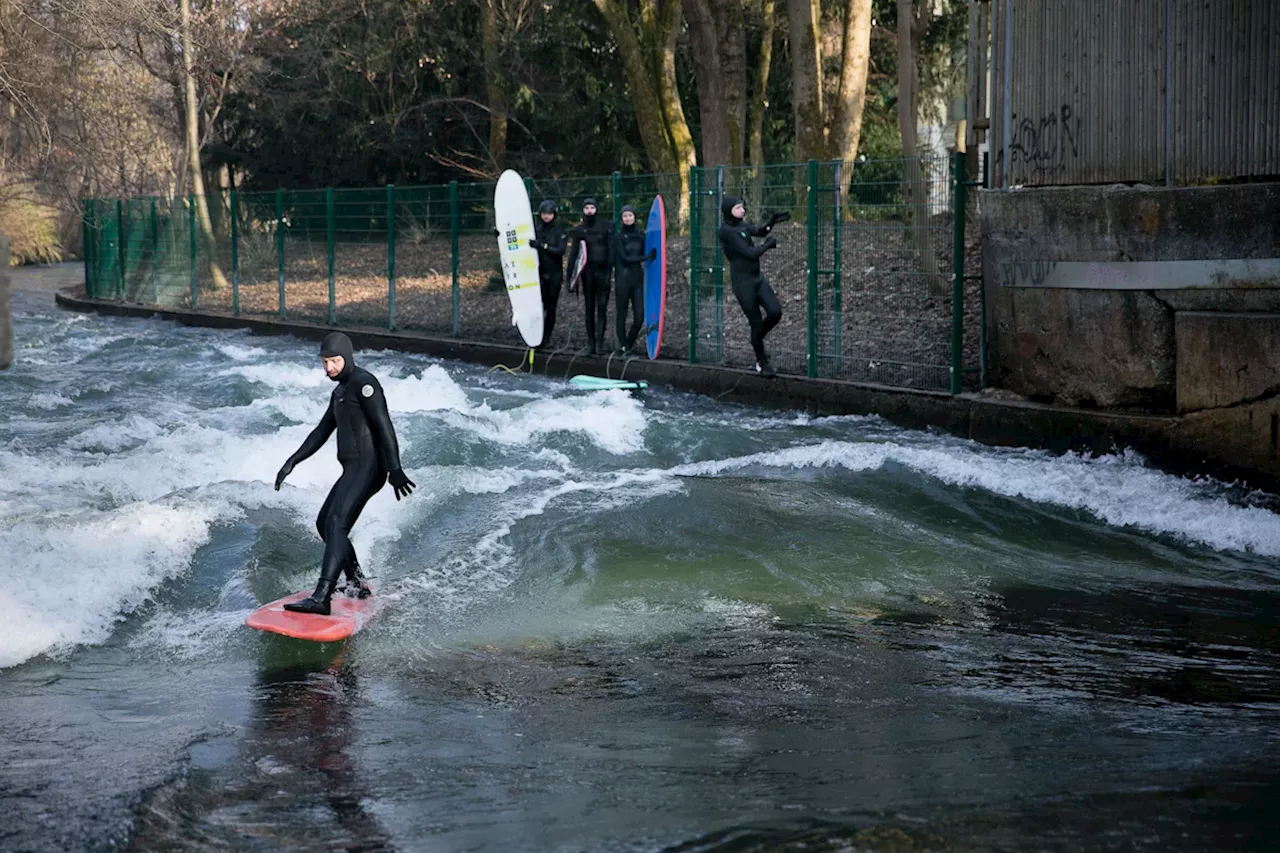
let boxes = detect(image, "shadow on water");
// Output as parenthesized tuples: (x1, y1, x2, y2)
(129, 641, 393, 852)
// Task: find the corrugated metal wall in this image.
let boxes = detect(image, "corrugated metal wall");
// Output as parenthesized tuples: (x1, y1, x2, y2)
(987, 0, 1280, 188)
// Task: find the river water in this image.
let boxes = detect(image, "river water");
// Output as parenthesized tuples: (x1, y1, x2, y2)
(2, 290, 1279, 852)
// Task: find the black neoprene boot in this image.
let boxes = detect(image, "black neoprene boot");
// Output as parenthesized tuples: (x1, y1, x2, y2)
(285, 577, 338, 615)
(342, 560, 372, 599)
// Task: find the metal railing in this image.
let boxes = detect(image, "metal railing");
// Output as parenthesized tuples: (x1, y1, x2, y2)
(82, 155, 983, 392)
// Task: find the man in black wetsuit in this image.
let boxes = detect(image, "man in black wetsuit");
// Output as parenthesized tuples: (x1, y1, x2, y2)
(717, 197, 788, 377)
(529, 199, 567, 346)
(274, 332, 415, 615)
(610, 204, 655, 354)
(568, 198, 613, 354)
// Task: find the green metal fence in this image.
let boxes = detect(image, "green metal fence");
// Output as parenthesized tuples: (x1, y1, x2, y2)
(82, 156, 982, 392)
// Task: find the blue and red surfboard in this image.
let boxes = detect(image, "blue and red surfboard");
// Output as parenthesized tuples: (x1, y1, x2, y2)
(643, 196, 666, 359)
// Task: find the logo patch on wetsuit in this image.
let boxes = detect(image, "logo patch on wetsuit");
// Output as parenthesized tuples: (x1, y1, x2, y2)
(361, 384, 375, 398)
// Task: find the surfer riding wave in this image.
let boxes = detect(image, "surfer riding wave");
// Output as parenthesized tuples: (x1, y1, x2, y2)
(274, 332, 415, 615)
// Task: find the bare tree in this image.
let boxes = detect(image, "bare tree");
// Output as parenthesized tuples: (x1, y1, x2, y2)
(590, 0, 695, 225)
(747, 0, 775, 174)
(829, 0, 872, 166)
(787, 0, 824, 162)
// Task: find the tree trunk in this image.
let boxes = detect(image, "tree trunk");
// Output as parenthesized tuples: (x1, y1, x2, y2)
(179, 0, 228, 291)
(748, 0, 775, 210)
(684, 0, 730, 169)
(480, 0, 508, 174)
(713, 0, 746, 168)
(787, 0, 824, 162)
(829, 0, 872, 164)
(655, 5, 695, 226)
(896, 0, 941, 288)
(590, 0, 694, 227)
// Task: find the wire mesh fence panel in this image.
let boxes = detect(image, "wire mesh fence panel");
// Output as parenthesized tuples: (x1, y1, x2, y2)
(194, 194, 235, 314)
(277, 189, 330, 325)
(235, 191, 286, 318)
(830, 156, 955, 390)
(80, 157, 976, 390)
(391, 184, 457, 337)
(454, 179, 523, 347)
(329, 187, 390, 329)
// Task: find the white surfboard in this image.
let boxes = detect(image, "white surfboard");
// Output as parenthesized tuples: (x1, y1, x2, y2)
(494, 170, 544, 347)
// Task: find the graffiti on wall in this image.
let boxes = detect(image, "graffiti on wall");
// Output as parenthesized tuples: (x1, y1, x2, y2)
(996, 104, 1083, 184)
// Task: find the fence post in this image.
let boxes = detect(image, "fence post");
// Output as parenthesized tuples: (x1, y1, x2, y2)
(450, 181, 460, 336)
(386, 184, 396, 330)
(831, 160, 843, 375)
(611, 171, 621, 221)
(82, 200, 92, 298)
(688, 166, 700, 364)
(83, 200, 96, 299)
(326, 187, 336, 324)
(116, 199, 127, 302)
(229, 191, 240, 314)
(275, 189, 285, 319)
(951, 151, 967, 395)
(805, 160, 818, 378)
(150, 197, 160, 306)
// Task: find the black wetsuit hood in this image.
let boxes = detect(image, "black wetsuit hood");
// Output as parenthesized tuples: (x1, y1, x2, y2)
(620, 204, 638, 232)
(721, 196, 744, 225)
(320, 332, 356, 382)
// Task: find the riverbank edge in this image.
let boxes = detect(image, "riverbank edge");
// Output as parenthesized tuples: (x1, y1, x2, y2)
(55, 288, 1273, 493)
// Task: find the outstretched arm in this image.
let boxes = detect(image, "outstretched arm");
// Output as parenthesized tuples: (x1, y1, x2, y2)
(275, 401, 336, 489)
(748, 211, 790, 237)
(721, 226, 776, 260)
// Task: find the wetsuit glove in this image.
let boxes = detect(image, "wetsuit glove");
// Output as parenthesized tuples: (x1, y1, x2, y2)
(529, 239, 541, 250)
(646, 249, 657, 262)
(274, 460, 294, 490)
(766, 211, 790, 228)
(388, 469, 416, 500)
(763, 236, 779, 251)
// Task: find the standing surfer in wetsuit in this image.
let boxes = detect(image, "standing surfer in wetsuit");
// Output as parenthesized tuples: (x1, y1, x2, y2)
(717, 197, 789, 377)
(610, 204, 655, 353)
(568, 198, 613, 354)
(274, 332, 415, 615)
(529, 199, 567, 346)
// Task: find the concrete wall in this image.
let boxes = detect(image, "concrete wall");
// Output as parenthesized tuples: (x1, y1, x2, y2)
(1, 235, 12, 370)
(980, 182, 1280, 477)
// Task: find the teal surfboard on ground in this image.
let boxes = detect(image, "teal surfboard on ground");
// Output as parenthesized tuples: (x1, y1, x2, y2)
(570, 375, 648, 391)
(643, 195, 667, 359)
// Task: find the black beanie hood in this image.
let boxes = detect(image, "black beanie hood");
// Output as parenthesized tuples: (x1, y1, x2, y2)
(320, 332, 355, 382)
(721, 196, 744, 224)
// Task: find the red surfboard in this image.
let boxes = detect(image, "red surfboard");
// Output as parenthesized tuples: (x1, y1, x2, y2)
(245, 589, 379, 642)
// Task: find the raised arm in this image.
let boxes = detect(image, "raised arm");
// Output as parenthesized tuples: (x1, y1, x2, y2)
(275, 400, 336, 489)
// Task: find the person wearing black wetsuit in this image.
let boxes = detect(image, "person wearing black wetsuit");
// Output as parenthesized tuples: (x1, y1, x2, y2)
(569, 198, 613, 354)
(610, 204, 654, 353)
(717, 197, 788, 377)
(529, 199, 567, 346)
(274, 332, 415, 615)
